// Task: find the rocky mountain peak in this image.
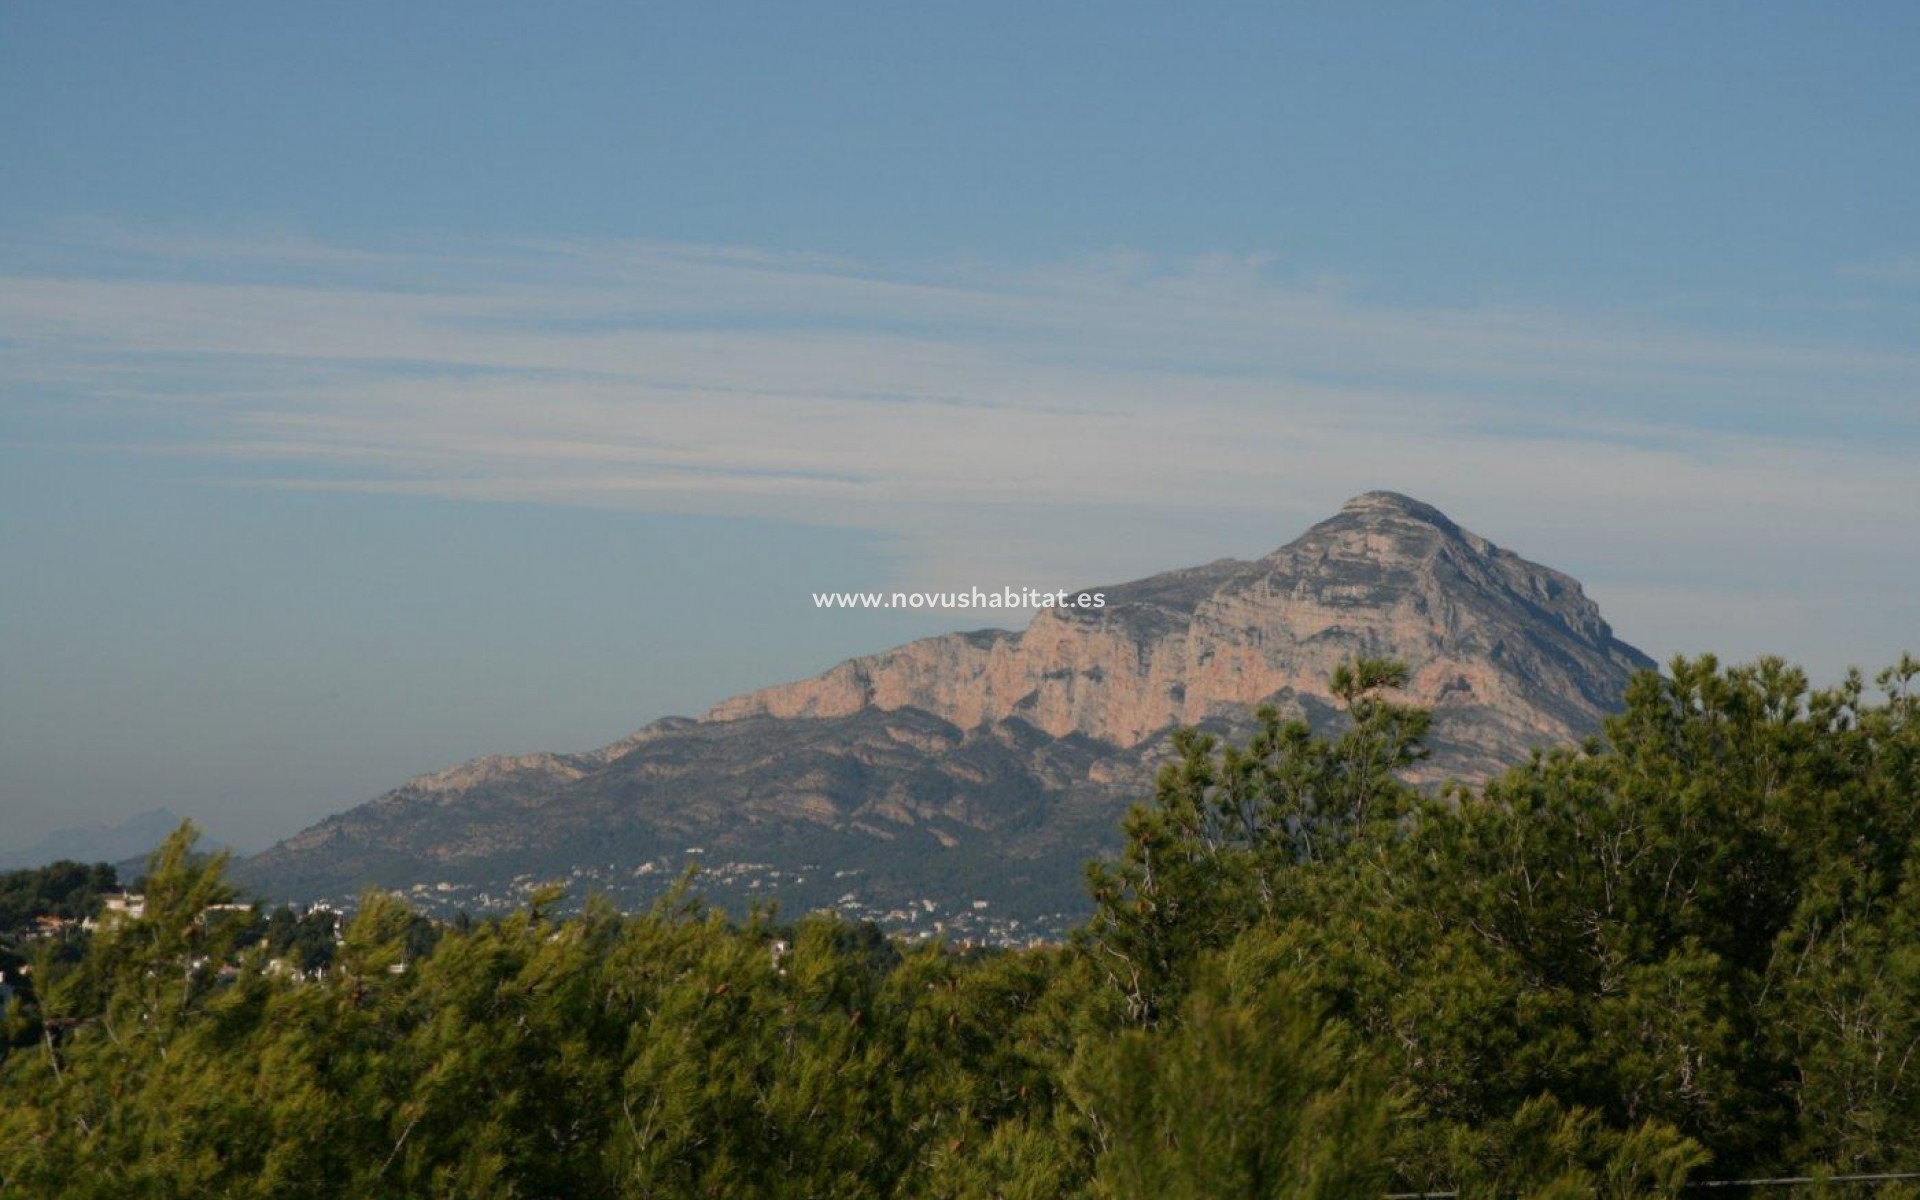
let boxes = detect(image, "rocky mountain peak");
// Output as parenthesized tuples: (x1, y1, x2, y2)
(1273, 490, 1478, 561)
(710, 494, 1650, 771)
(1339, 488, 1459, 523)
(240, 495, 1655, 929)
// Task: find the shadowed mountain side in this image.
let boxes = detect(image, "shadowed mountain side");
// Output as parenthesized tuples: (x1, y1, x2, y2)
(238, 492, 1654, 933)
(710, 492, 1652, 777)
(240, 709, 1145, 924)
(0, 808, 229, 873)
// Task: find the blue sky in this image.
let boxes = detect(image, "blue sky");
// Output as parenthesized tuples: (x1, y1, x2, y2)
(2, 3, 1917, 849)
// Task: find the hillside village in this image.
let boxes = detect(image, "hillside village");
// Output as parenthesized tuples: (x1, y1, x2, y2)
(329, 853, 1077, 946)
(0, 845, 1047, 1027)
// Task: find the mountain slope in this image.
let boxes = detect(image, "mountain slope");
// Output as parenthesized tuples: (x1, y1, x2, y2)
(0, 809, 226, 873)
(238, 493, 1654, 936)
(712, 492, 1649, 775)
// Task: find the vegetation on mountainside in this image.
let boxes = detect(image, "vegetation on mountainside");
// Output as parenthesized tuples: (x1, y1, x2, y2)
(0, 861, 119, 933)
(3, 654, 1919, 1198)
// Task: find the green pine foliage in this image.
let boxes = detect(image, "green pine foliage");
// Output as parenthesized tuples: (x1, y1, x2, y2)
(2, 654, 1917, 1197)
(0, 861, 119, 933)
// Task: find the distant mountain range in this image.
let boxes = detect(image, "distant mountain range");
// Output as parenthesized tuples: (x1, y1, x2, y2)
(0, 808, 227, 874)
(237, 493, 1655, 939)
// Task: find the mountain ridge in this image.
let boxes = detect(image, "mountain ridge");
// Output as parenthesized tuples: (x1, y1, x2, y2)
(0, 809, 230, 873)
(708, 490, 1649, 773)
(238, 493, 1654, 936)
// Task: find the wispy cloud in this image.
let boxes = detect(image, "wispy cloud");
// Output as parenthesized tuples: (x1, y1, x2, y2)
(1840, 251, 1920, 287)
(3, 227, 1916, 676)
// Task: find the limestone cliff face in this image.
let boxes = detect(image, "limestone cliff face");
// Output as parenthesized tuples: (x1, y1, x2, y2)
(708, 492, 1652, 776)
(239, 493, 1654, 922)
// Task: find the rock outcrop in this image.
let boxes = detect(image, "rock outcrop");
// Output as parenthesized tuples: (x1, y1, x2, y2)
(710, 492, 1651, 777)
(238, 493, 1654, 930)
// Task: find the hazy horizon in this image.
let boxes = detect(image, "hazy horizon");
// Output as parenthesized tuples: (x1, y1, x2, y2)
(4, 3, 1916, 850)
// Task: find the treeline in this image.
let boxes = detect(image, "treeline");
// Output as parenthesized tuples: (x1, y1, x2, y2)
(2, 655, 1918, 1198)
(0, 860, 118, 933)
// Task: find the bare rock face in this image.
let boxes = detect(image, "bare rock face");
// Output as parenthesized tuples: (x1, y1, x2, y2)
(238, 494, 1653, 928)
(709, 492, 1651, 778)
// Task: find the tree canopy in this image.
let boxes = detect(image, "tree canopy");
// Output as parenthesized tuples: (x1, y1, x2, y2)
(4, 654, 1919, 1198)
